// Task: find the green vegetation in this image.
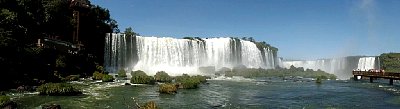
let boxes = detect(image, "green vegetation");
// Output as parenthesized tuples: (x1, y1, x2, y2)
(92, 71, 104, 80)
(0, 95, 11, 107)
(316, 76, 323, 84)
(155, 73, 209, 94)
(183, 37, 195, 40)
(37, 83, 82, 96)
(102, 75, 114, 82)
(183, 37, 205, 42)
(221, 65, 337, 80)
(124, 27, 139, 36)
(240, 37, 278, 52)
(0, 0, 118, 90)
(130, 70, 155, 84)
(154, 71, 172, 83)
(231, 37, 278, 65)
(117, 69, 127, 78)
(140, 101, 158, 109)
(175, 74, 190, 83)
(159, 84, 177, 94)
(380, 53, 400, 72)
(175, 74, 208, 89)
(92, 71, 114, 82)
(62, 75, 80, 81)
(180, 80, 200, 89)
(256, 41, 278, 52)
(192, 75, 208, 83)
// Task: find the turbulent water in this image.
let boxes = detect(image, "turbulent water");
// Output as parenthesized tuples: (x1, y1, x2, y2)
(104, 33, 278, 75)
(282, 56, 379, 79)
(11, 79, 400, 109)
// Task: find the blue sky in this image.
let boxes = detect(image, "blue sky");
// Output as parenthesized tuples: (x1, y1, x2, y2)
(92, 0, 400, 60)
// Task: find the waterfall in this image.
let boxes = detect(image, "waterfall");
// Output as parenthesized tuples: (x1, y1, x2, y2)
(104, 33, 278, 76)
(277, 57, 284, 68)
(282, 56, 378, 80)
(357, 57, 376, 71)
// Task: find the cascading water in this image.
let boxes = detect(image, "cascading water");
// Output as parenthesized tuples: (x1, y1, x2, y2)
(104, 33, 278, 76)
(282, 56, 379, 79)
(357, 57, 376, 71)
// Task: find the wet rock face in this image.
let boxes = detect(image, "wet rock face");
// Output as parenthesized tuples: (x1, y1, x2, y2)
(41, 104, 61, 109)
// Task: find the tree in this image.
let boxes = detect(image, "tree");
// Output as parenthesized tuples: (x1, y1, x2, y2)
(124, 27, 137, 36)
(109, 19, 119, 33)
(380, 53, 400, 72)
(241, 37, 247, 41)
(0, 0, 119, 90)
(289, 65, 296, 70)
(248, 37, 255, 42)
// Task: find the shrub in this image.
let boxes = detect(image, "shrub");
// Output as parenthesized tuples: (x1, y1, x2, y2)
(93, 71, 104, 80)
(159, 83, 177, 94)
(318, 75, 328, 80)
(117, 69, 127, 78)
(180, 79, 200, 89)
(96, 65, 105, 73)
(130, 76, 155, 84)
(316, 76, 322, 84)
(154, 71, 172, 83)
(0, 95, 11, 107)
(130, 70, 155, 84)
(193, 75, 207, 83)
(63, 75, 80, 81)
(175, 74, 190, 83)
(102, 75, 114, 82)
(92, 70, 114, 82)
(131, 70, 147, 77)
(175, 74, 203, 89)
(140, 101, 158, 109)
(37, 83, 82, 96)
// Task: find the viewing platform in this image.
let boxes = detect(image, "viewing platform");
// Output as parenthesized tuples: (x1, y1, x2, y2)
(353, 70, 400, 85)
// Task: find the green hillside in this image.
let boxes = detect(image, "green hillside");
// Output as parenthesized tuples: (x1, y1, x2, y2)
(380, 53, 400, 72)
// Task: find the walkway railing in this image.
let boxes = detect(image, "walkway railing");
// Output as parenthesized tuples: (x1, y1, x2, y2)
(352, 71, 400, 85)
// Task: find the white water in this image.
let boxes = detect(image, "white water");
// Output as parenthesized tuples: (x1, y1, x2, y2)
(357, 57, 376, 71)
(211, 75, 255, 82)
(282, 57, 378, 79)
(104, 33, 278, 76)
(282, 58, 347, 73)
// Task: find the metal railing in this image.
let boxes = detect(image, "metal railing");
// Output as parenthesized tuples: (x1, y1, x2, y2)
(353, 71, 400, 78)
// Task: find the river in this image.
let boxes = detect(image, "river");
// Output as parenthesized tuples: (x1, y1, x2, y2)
(9, 78, 400, 109)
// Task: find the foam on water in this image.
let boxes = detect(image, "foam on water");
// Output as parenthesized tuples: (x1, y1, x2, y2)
(210, 76, 255, 82)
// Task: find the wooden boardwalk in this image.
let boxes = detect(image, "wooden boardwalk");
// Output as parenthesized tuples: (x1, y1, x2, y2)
(352, 71, 400, 85)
